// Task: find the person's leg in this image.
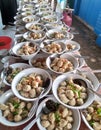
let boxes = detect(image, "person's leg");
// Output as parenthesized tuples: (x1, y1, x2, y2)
(0, 0, 9, 26)
(8, 0, 17, 24)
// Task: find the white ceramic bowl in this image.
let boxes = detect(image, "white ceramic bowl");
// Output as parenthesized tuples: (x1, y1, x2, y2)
(25, 23, 45, 32)
(41, 15, 58, 24)
(71, 53, 85, 69)
(1, 63, 31, 86)
(45, 23, 63, 30)
(36, 11, 53, 17)
(23, 31, 46, 43)
(22, 4, 33, 9)
(12, 42, 40, 60)
(46, 53, 79, 74)
(40, 40, 66, 55)
(22, 15, 40, 23)
(77, 68, 100, 90)
(29, 53, 48, 69)
(46, 29, 74, 40)
(11, 68, 52, 101)
(14, 20, 24, 26)
(36, 95, 81, 130)
(0, 89, 36, 126)
(52, 73, 95, 109)
(22, 8, 33, 12)
(21, 11, 34, 17)
(64, 40, 80, 53)
(81, 95, 101, 130)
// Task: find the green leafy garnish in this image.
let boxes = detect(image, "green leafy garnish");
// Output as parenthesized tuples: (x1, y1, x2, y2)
(11, 70, 20, 78)
(78, 91, 81, 98)
(13, 102, 20, 109)
(97, 108, 101, 116)
(69, 83, 81, 98)
(55, 112, 61, 123)
(89, 120, 95, 126)
(13, 111, 18, 115)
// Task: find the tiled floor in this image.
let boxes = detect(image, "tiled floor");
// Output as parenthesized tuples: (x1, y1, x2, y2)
(72, 15, 101, 82)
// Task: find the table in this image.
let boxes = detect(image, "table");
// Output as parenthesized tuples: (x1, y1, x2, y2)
(0, 57, 91, 130)
(0, 120, 89, 130)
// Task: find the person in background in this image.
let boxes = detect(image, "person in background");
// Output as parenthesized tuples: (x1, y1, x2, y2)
(0, 0, 17, 29)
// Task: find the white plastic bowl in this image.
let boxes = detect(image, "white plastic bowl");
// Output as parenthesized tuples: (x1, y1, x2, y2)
(36, 96, 81, 130)
(11, 68, 52, 101)
(52, 73, 95, 109)
(0, 89, 36, 126)
(12, 42, 40, 60)
(46, 53, 79, 74)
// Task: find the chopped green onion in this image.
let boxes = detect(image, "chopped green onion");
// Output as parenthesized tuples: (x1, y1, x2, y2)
(97, 108, 101, 116)
(55, 112, 61, 123)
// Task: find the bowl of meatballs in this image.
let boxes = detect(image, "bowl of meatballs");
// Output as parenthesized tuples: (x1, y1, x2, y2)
(40, 40, 66, 55)
(81, 96, 101, 130)
(11, 68, 52, 101)
(22, 15, 40, 24)
(52, 73, 95, 109)
(0, 90, 36, 126)
(46, 53, 79, 74)
(12, 41, 40, 60)
(36, 95, 81, 130)
(25, 23, 45, 32)
(23, 31, 46, 42)
(46, 29, 74, 40)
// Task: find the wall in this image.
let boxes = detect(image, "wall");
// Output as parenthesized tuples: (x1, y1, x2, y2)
(74, 0, 101, 33)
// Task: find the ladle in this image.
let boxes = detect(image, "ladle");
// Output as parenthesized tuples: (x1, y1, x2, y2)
(73, 78, 101, 98)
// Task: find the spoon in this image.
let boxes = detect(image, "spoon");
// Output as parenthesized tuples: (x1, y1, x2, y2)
(0, 61, 9, 88)
(28, 78, 50, 117)
(73, 78, 101, 98)
(23, 100, 57, 130)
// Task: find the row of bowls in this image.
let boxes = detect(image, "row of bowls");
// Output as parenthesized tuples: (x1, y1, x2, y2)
(0, 1, 100, 130)
(12, 40, 80, 59)
(0, 66, 100, 129)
